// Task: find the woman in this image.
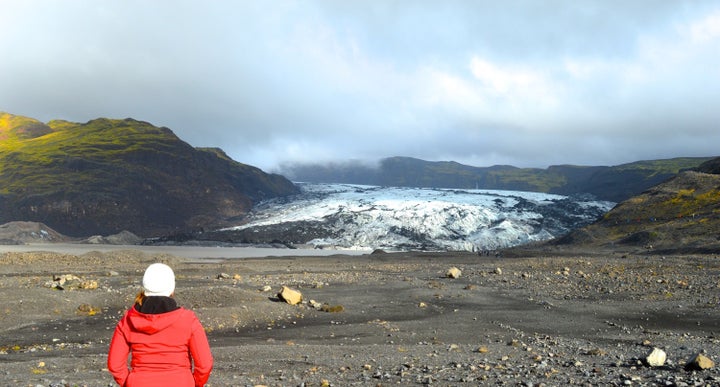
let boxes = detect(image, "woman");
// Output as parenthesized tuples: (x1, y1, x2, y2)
(108, 263, 213, 386)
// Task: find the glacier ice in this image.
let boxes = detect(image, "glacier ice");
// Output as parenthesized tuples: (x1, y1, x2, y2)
(226, 183, 615, 252)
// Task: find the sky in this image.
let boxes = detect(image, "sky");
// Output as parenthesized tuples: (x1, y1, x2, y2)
(1, 1, 719, 172)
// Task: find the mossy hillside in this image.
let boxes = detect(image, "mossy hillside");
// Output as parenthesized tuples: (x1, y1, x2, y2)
(298, 156, 714, 202)
(0, 112, 54, 143)
(0, 113, 298, 236)
(558, 169, 720, 253)
(1, 117, 186, 195)
(601, 172, 720, 227)
(379, 158, 481, 187)
(611, 158, 706, 176)
(377, 157, 568, 192)
(486, 168, 567, 193)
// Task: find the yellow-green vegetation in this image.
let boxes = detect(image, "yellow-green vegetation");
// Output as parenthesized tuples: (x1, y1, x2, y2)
(578, 170, 720, 251)
(0, 112, 53, 144)
(1, 114, 183, 196)
(641, 187, 720, 220)
(0, 112, 298, 237)
(491, 168, 567, 192)
(612, 158, 710, 177)
(604, 185, 719, 226)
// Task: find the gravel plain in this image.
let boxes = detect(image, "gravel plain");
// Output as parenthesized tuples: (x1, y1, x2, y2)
(1, 246, 720, 386)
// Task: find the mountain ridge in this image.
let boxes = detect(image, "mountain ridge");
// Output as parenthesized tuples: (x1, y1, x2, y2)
(0, 112, 299, 237)
(280, 155, 715, 202)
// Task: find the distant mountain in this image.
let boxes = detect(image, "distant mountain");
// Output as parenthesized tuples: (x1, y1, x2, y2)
(280, 156, 715, 202)
(0, 112, 298, 237)
(553, 158, 720, 254)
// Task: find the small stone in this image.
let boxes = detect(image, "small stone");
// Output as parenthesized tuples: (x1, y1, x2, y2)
(493, 267, 503, 275)
(645, 347, 667, 367)
(278, 286, 302, 305)
(418, 302, 427, 308)
(446, 267, 462, 279)
(309, 300, 323, 309)
(217, 273, 231, 279)
(585, 348, 606, 356)
(320, 304, 344, 313)
(685, 353, 714, 370)
(76, 303, 101, 316)
(79, 280, 98, 290)
(260, 285, 272, 292)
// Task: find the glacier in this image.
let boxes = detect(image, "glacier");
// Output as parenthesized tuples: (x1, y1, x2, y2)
(224, 183, 615, 252)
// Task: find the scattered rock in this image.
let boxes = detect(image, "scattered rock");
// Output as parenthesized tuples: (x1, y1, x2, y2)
(217, 273, 231, 279)
(493, 267, 503, 275)
(585, 348, 607, 356)
(685, 353, 715, 371)
(309, 300, 323, 309)
(320, 304, 344, 313)
(45, 274, 97, 291)
(81, 230, 142, 245)
(260, 285, 272, 292)
(76, 304, 101, 316)
(446, 267, 462, 279)
(79, 279, 98, 290)
(644, 347, 667, 367)
(278, 286, 302, 305)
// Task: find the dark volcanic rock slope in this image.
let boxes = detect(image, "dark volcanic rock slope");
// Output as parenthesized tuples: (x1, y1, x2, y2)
(553, 164, 720, 254)
(0, 112, 298, 237)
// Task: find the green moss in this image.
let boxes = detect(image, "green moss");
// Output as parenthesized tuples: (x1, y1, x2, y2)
(612, 158, 711, 177)
(491, 168, 567, 192)
(0, 116, 186, 197)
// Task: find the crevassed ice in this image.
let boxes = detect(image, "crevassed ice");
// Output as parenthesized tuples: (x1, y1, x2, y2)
(226, 183, 614, 251)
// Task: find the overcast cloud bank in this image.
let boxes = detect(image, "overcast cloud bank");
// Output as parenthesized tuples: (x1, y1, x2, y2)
(1, 1, 719, 171)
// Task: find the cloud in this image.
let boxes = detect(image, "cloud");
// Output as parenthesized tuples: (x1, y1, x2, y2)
(1, 1, 719, 171)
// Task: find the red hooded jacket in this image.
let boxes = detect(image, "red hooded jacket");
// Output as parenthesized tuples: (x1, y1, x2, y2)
(107, 305, 213, 386)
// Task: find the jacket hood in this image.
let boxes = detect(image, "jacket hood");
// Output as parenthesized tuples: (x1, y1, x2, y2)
(127, 306, 185, 334)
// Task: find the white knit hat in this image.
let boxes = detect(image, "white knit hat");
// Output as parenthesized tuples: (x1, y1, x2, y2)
(142, 263, 175, 297)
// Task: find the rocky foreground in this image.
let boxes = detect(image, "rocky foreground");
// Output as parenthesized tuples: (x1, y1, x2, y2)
(1, 248, 720, 386)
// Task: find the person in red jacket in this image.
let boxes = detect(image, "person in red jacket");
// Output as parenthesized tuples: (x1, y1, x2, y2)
(108, 263, 213, 386)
